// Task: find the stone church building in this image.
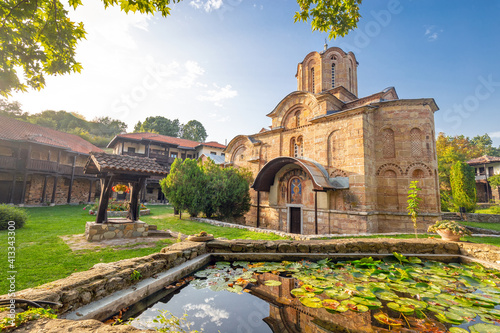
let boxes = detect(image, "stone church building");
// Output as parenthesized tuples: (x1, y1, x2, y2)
(225, 46, 441, 235)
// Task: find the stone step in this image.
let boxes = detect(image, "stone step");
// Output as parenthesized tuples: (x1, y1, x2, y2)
(148, 230, 171, 238)
(148, 224, 158, 230)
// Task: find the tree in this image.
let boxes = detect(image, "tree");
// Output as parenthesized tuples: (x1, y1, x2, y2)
(450, 161, 477, 213)
(294, 0, 362, 39)
(1, 0, 362, 97)
(134, 116, 181, 137)
(181, 120, 208, 142)
(406, 180, 422, 239)
(160, 159, 252, 220)
(0, 99, 24, 118)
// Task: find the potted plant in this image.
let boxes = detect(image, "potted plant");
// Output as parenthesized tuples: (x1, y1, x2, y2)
(427, 220, 471, 241)
(187, 231, 214, 242)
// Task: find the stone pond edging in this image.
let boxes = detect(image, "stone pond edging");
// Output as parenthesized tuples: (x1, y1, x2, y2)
(442, 212, 500, 223)
(4, 238, 500, 331)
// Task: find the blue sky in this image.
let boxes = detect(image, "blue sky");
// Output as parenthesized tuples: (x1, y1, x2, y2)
(9, 0, 500, 146)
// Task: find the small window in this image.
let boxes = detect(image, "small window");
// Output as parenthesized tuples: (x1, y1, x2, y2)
(147, 187, 154, 194)
(187, 154, 192, 159)
(170, 152, 178, 158)
(210, 151, 217, 155)
(479, 167, 485, 175)
(181, 153, 186, 159)
(311, 68, 315, 93)
(127, 147, 136, 153)
(221, 153, 225, 156)
(295, 111, 301, 127)
(331, 63, 335, 87)
(488, 167, 494, 176)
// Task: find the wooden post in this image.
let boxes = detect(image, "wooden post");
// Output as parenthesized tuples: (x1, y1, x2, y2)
(127, 178, 146, 221)
(9, 173, 16, 204)
(41, 175, 48, 204)
(315, 191, 318, 234)
(67, 155, 76, 204)
(256, 191, 260, 228)
(96, 175, 114, 223)
(87, 180, 93, 203)
(51, 176, 58, 204)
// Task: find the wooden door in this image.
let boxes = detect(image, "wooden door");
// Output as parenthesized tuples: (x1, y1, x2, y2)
(290, 207, 301, 234)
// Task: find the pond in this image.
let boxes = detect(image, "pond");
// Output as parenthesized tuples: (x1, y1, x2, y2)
(118, 254, 500, 333)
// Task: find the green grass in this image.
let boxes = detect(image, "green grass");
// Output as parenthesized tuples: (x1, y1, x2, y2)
(141, 206, 286, 241)
(460, 221, 500, 232)
(475, 206, 500, 214)
(0, 205, 173, 294)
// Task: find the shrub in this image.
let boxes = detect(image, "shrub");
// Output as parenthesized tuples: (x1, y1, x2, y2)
(427, 220, 472, 237)
(0, 204, 28, 230)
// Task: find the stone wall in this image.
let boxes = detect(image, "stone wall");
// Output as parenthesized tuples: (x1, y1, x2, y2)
(25, 175, 97, 205)
(442, 212, 500, 223)
(85, 221, 149, 241)
(5, 238, 500, 332)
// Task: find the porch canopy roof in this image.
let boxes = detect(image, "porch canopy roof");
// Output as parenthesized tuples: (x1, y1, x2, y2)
(251, 156, 348, 192)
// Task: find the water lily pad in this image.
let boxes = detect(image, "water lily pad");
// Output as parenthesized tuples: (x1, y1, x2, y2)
(470, 323, 500, 333)
(290, 288, 315, 298)
(387, 302, 414, 315)
(341, 300, 369, 312)
(264, 280, 282, 287)
(226, 285, 243, 293)
(449, 327, 469, 333)
(350, 296, 382, 309)
(300, 297, 323, 308)
(375, 291, 398, 301)
(373, 312, 403, 326)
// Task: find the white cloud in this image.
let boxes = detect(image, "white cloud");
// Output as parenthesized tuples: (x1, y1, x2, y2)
(190, 0, 224, 12)
(490, 131, 500, 138)
(183, 303, 229, 326)
(424, 25, 442, 42)
(197, 84, 238, 107)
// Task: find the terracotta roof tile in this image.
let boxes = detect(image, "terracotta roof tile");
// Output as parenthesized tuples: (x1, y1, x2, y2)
(108, 132, 226, 150)
(85, 152, 168, 175)
(199, 141, 226, 149)
(109, 132, 200, 148)
(0, 115, 103, 155)
(466, 155, 500, 165)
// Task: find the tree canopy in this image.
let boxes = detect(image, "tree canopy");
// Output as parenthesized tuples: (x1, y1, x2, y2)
(0, 101, 127, 147)
(160, 159, 252, 220)
(181, 120, 208, 142)
(1, 0, 362, 96)
(134, 116, 181, 137)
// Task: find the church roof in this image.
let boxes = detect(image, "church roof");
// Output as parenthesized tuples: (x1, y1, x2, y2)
(0, 115, 103, 155)
(466, 155, 500, 166)
(252, 157, 348, 192)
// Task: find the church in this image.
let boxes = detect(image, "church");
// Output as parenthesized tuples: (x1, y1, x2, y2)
(224, 46, 441, 235)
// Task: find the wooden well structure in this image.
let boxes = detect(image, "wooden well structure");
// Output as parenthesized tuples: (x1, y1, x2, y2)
(84, 152, 168, 223)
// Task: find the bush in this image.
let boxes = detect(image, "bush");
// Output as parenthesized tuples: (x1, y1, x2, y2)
(0, 205, 28, 230)
(450, 161, 476, 212)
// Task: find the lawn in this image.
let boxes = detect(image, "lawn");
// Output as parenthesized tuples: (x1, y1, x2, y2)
(2, 205, 500, 294)
(475, 206, 500, 214)
(0, 204, 285, 294)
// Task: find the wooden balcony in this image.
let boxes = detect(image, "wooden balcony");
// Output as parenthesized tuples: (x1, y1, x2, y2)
(26, 159, 58, 172)
(0, 156, 17, 170)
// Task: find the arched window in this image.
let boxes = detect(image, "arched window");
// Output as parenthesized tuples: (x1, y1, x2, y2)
(290, 138, 296, 157)
(382, 128, 395, 158)
(410, 128, 422, 157)
(311, 68, 315, 93)
(331, 63, 335, 87)
(412, 169, 425, 179)
(295, 111, 301, 127)
(349, 67, 352, 91)
(296, 136, 303, 157)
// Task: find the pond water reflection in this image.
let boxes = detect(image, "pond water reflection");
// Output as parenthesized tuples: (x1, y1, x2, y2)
(126, 256, 500, 333)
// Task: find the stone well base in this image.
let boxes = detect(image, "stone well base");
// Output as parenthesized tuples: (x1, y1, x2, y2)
(85, 219, 149, 241)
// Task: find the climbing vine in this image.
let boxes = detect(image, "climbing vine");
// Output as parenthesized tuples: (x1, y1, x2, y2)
(450, 161, 477, 212)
